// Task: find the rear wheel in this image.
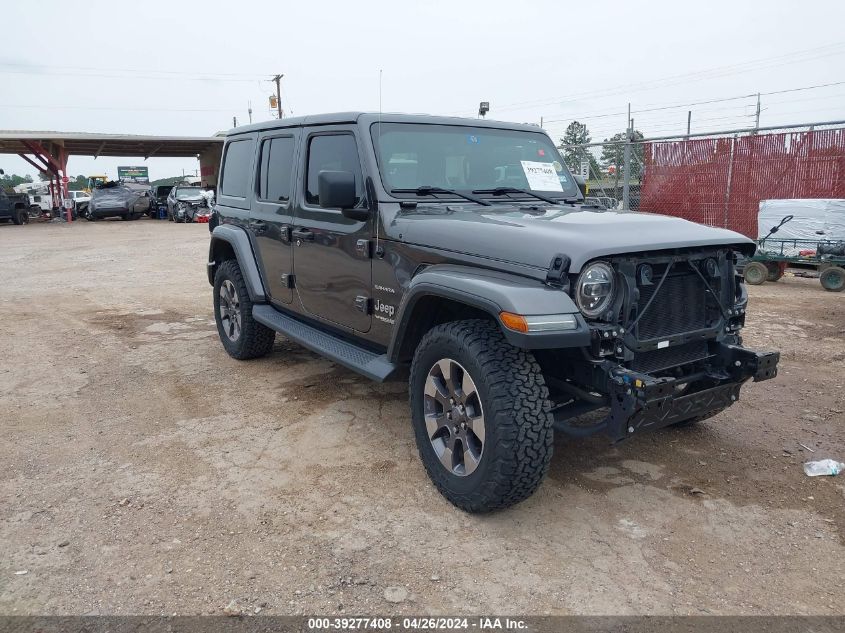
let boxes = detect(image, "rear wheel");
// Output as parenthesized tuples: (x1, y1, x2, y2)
(766, 262, 785, 282)
(744, 261, 768, 285)
(11, 209, 28, 225)
(820, 266, 845, 292)
(409, 320, 554, 513)
(213, 259, 275, 359)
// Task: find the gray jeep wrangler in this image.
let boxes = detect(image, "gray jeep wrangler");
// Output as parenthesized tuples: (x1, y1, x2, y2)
(208, 113, 779, 512)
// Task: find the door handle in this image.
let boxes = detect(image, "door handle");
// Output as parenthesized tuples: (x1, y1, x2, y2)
(291, 227, 314, 242)
(250, 220, 267, 234)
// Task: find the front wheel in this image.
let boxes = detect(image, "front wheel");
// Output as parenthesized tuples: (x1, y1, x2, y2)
(409, 320, 554, 513)
(213, 260, 275, 359)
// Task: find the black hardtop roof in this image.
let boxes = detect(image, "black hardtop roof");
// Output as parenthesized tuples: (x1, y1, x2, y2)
(226, 112, 546, 137)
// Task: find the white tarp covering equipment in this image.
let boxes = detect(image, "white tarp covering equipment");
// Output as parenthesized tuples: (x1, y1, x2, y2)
(758, 199, 845, 241)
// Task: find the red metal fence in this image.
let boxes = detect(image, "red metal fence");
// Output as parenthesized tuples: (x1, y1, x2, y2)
(639, 128, 845, 237)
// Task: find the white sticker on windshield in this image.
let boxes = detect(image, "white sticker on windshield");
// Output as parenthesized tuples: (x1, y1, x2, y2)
(520, 161, 564, 192)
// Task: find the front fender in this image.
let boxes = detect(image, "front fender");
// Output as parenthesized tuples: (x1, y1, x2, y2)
(388, 264, 590, 361)
(208, 225, 267, 302)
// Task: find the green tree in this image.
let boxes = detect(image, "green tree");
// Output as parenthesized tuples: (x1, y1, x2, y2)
(600, 130, 645, 181)
(0, 173, 33, 189)
(68, 175, 88, 191)
(560, 121, 601, 178)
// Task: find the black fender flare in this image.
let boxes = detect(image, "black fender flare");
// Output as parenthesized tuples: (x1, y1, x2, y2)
(387, 264, 590, 363)
(208, 224, 267, 303)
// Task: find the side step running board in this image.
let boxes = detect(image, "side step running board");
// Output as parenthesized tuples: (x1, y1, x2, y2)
(252, 304, 397, 382)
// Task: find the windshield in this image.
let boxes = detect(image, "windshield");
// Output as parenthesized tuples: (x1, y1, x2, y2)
(371, 123, 580, 200)
(175, 186, 202, 196)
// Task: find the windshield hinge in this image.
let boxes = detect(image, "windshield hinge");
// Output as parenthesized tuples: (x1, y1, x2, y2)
(546, 253, 571, 290)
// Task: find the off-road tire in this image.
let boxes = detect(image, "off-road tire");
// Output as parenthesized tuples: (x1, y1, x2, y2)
(11, 209, 28, 225)
(409, 319, 554, 513)
(213, 259, 275, 360)
(820, 266, 845, 292)
(743, 261, 768, 285)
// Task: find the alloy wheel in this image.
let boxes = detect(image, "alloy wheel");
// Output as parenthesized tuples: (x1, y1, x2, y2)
(423, 358, 486, 476)
(219, 279, 241, 341)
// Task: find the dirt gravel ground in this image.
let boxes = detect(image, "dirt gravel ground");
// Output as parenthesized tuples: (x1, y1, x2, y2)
(1, 219, 844, 616)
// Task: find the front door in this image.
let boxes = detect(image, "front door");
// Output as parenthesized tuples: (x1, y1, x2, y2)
(291, 129, 372, 333)
(251, 131, 299, 304)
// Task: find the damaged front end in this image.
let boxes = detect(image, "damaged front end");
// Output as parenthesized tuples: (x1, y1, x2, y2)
(541, 247, 779, 440)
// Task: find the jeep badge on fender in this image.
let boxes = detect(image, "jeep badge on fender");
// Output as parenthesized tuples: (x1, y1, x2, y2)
(206, 113, 779, 513)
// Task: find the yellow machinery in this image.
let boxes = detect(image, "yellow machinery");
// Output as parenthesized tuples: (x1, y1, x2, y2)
(86, 175, 107, 192)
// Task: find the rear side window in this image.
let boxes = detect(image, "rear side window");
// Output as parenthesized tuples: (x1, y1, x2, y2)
(258, 136, 295, 202)
(305, 134, 363, 206)
(220, 139, 255, 198)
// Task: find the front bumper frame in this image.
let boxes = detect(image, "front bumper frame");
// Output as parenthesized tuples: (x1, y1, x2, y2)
(602, 343, 779, 442)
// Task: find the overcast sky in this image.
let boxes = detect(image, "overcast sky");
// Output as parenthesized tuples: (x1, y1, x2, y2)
(2, 0, 844, 180)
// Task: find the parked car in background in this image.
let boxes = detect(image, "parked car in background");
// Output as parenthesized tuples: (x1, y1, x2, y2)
(0, 170, 31, 225)
(68, 190, 91, 218)
(150, 185, 174, 218)
(86, 181, 151, 221)
(167, 184, 209, 223)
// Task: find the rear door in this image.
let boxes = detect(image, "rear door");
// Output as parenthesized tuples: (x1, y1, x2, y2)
(291, 128, 373, 332)
(217, 134, 257, 233)
(251, 130, 300, 304)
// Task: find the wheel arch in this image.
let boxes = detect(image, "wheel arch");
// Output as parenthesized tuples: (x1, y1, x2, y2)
(208, 224, 267, 302)
(387, 264, 589, 364)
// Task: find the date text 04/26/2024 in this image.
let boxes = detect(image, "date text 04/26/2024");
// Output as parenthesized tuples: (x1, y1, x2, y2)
(307, 617, 528, 630)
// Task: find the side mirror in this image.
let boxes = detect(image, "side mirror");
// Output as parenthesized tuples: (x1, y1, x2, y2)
(318, 171, 367, 220)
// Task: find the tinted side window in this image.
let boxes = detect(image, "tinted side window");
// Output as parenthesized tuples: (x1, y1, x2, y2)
(220, 139, 254, 198)
(259, 136, 295, 202)
(305, 134, 363, 206)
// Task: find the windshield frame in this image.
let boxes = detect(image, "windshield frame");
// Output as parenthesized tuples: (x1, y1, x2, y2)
(369, 122, 580, 203)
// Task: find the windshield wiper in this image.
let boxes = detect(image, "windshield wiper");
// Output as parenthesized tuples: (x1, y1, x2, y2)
(390, 186, 492, 206)
(471, 187, 563, 205)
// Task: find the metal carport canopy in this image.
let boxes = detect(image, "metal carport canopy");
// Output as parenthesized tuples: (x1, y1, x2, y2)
(0, 130, 224, 158)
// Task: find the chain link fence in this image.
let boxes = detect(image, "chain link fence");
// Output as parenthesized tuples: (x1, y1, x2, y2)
(560, 121, 845, 238)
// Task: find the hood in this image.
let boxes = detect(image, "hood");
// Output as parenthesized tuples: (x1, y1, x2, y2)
(387, 204, 756, 272)
(176, 193, 205, 202)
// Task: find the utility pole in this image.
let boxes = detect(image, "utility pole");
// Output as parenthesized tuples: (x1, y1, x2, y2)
(273, 74, 284, 119)
(248, 101, 253, 124)
(686, 110, 692, 137)
(754, 93, 761, 133)
(233, 116, 238, 128)
(622, 103, 632, 211)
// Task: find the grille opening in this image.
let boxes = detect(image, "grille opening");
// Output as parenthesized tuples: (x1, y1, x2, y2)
(634, 263, 718, 341)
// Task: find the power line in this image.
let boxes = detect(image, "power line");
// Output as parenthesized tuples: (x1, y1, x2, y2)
(0, 104, 247, 112)
(0, 68, 265, 83)
(0, 62, 271, 79)
(450, 41, 845, 117)
(542, 79, 845, 125)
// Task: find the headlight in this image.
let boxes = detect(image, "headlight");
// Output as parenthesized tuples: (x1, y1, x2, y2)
(575, 261, 617, 319)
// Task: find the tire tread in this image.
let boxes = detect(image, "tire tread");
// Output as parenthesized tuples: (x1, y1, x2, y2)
(410, 320, 553, 512)
(214, 259, 275, 359)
